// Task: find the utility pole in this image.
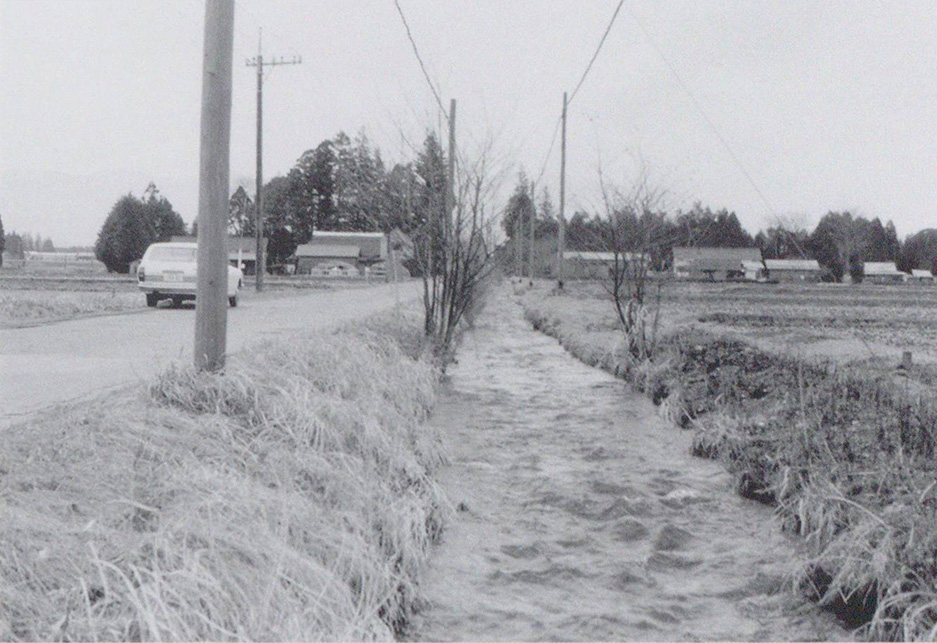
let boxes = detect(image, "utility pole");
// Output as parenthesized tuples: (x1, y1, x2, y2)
(514, 217, 521, 277)
(446, 99, 456, 243)
(194, 0, 234, 372)
(246, 32, 301, 291)
(558, 91, 568, 288)
(529, 181, 536, 283)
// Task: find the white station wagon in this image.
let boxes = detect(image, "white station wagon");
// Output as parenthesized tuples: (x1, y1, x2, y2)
(137, 242, 242, 308)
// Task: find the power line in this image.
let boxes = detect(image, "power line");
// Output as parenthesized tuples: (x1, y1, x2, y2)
(533, 0, 625, 195)
(568, 0, 626, 106)
(392, 0, 449, 123)
(533, 115, 563, 186)
(628, 8, 780, 220)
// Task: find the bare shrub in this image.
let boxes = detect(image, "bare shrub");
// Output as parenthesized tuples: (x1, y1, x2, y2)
(414, 140, 503, 365)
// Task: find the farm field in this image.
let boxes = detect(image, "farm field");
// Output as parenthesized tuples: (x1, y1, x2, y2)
(546, 279, 937, 389)
(0, 273, 388, 327)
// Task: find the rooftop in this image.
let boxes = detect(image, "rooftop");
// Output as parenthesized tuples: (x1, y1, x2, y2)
(672, 246, 762, 271)
(864, 261, 903, 276)
(764, 259, 821, 271)
(295, 244, 361, 259)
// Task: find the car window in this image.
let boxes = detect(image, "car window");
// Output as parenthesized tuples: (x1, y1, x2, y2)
(148, 247, 197, 262)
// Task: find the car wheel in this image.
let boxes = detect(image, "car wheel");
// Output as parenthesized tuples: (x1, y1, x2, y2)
(146, 293, 159, 307)
(229, 294, 238, 307)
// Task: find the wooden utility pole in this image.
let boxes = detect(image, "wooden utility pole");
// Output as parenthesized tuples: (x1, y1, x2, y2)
(529, 181, 536, 281)
(514, 217, 521, 277)
(446, 99, 456, 241)
(194, 0, 234, 372)
(246, 34, 301, 291)
(558, 91, 568, 287)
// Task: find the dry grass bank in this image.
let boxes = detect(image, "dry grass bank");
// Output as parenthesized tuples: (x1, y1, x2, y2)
(0, 289, 144, 325)
(0, 308, 448, 641)
(523, 287, 937, 641)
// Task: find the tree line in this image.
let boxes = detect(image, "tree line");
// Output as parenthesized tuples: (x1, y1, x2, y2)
(92, 130, 448, 274)
(498, 172, 937, 280)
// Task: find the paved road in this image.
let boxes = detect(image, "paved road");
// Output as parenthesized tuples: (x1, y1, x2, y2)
(0, 281, 421, 426)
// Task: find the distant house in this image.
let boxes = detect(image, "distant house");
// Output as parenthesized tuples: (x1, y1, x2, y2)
(563, 250, 652, 280)
(863, 261, 905, 284)
(294, 230, 412, 279)
(22, 251, 106, 273)
(764, 259, 822, 283)
(170, 236, 267, 275)
(672, 247, 763, 281)
(907, 269, 935, 284)
(741, 260, 766, 281)
(563, 251, 615, 280)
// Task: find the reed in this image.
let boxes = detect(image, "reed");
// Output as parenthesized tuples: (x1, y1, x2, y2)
(0, 309, 448, 641)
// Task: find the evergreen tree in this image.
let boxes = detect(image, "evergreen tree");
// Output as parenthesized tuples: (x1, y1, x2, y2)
(500, 172, 534, 241)
(897, 228, 937, 274)
(143, 183, 187, 242)
(95, 194, 154, 273)
(228, 185, 255, 237)
(261, 176, 298, 266)
(94, 186, 186, 273)
(5, 232, 24, 259)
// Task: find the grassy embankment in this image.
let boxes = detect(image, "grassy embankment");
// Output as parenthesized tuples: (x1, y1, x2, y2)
(523, 285, 937, 640)
(0, 309, 449, 640)
(0, 274, 344, 326)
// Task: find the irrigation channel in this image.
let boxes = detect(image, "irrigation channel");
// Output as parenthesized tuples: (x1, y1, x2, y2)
(407, 286, 849, 641)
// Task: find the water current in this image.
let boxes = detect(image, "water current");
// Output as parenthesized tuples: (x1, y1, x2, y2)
(407, 287, 849, 641)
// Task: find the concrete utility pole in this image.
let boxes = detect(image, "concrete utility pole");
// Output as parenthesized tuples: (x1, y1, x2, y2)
(194, 0, 234, 372)
(558, 91, 568, 288)
(246, 32, 301, 291)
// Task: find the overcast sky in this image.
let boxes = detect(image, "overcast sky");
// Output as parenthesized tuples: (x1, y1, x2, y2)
(1, 0, 935, 246)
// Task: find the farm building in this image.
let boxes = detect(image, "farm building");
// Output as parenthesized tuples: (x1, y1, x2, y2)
(563, 251, 615, 279)
(907, 269, 935, 284)
(742, 260, 766, 281)
(562, 251, 651, 280)
(764, 259, 822, 282)
(863, 261, 905, 284)
(672, 247, 763, 281)
(21, 251, 106, 273)
(171, 236, 267, 275)
(294, 230, 412, 279)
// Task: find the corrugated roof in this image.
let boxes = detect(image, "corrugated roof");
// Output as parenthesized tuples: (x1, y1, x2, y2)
(295, 244, 360, 258)
(672, 247, 762, 271)
(764, 259, 820, 271)
(864, 262, 903, 276)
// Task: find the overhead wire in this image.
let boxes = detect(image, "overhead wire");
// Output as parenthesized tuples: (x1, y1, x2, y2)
(627, 7, 780, 221)
(532, 0, 626, 197)
(568, 0, 627, 107)
(392, 0, 449, 124)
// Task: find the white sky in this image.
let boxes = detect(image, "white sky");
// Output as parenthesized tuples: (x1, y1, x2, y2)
(1, 0, 935, 246)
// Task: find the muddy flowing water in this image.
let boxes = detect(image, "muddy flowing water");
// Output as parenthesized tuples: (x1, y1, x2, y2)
(407, 287, 849, 641)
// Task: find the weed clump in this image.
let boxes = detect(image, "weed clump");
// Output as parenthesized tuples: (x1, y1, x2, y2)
(0, 310, 447, 641)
